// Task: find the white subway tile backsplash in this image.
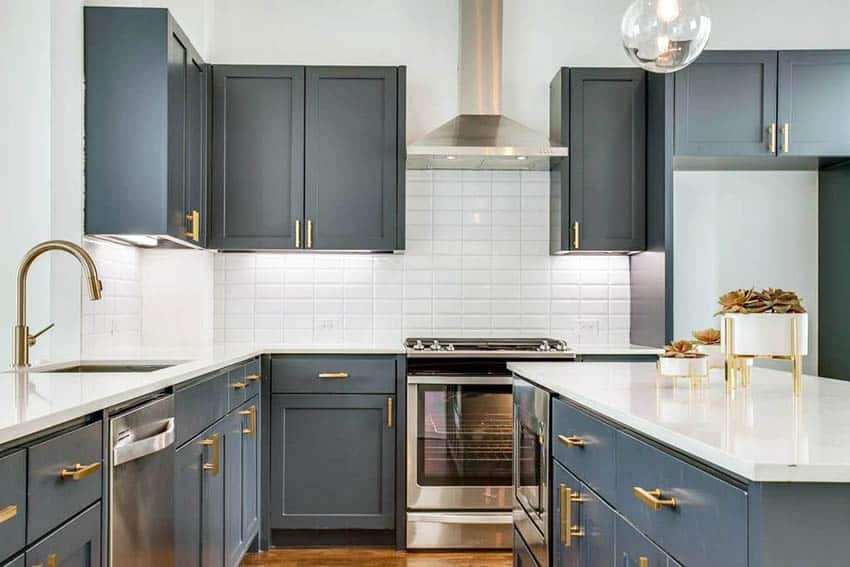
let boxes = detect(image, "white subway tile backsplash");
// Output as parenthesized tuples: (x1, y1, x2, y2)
(212, 170, 631, 349)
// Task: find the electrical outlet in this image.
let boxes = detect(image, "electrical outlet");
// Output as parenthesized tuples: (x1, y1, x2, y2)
(316, 317, 340, 332)
(577, 319, 600, 336)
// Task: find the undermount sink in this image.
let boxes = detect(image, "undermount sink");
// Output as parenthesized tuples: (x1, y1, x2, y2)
(40, 363, 178, 373)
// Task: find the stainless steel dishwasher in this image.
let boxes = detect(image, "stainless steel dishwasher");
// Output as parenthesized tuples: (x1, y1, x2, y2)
(109, 395, 175, 566)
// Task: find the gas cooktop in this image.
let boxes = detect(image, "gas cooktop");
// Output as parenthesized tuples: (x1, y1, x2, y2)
(404, 337, 574, 358)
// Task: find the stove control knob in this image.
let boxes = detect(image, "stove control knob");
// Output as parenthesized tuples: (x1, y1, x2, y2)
(445, 344, 455, 351)
(539, 340, 551, 352)
(430, 340, 441, 351)
(413, 340, 425, 351)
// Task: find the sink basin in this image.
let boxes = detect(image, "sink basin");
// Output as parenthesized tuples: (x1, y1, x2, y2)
(40, 363, 178, 373)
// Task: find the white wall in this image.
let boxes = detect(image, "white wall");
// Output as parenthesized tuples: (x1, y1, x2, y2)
(673, 171, 819, 373)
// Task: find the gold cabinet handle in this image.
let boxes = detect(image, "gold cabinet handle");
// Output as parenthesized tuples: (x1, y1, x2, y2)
(387, 397, 393, 429)
(632, 486, 677, 510)
(572, 221, 580, 249)
(185, 209, 200, 242)
(0, 504, 17, 524)
(239, 406, 257, 439)
(639, 558, 649, 567)
(295, 219, 302, 249)
(59, 462, 101, 481)
(781, 122, 790, 153)
(306, 219, 313, 249)
(769, 122, 777, 153)
(318, 372, 349, 379)
(558, 434, 588, 448)
(48, 554, 57, 567)
(200, 433, 220, 476)
(231, 382, 248, 390)
(246, 374, 261, 382)
(559, 485, 586, 548)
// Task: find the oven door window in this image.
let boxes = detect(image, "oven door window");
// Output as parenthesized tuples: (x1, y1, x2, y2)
(416, 383, 513, 487)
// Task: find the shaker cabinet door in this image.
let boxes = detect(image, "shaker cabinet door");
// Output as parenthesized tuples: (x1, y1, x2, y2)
(569, 68, 646, 252)
(25, 503, 101, 567)
(305, 67, 399, 251)
(778, 50, 850, 157)
(210, 65, 306, 250)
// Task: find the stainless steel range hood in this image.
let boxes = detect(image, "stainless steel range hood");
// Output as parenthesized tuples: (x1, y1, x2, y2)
(407, 0, 568, 171)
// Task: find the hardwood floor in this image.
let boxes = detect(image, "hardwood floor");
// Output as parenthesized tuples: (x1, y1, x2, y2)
(241, 548, 513, 566)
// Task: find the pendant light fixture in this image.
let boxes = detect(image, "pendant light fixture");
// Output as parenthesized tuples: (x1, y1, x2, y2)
(621, 0, 711, 73)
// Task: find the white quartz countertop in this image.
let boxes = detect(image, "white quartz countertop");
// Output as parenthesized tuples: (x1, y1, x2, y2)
(572, 344, 663, 356)
(0, 344, 405, 446)
(507, 361, 850, 483)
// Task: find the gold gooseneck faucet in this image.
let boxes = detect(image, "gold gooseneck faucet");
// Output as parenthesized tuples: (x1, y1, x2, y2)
(14, 240, 103, 368)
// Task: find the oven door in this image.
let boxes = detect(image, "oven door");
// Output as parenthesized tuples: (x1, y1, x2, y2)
(513, 377, 549, 538)
(407, 375, 514, 511)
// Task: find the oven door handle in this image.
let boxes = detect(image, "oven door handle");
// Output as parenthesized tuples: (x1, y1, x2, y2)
(407, 375, 514, 385)
(407, 512, 514, 525)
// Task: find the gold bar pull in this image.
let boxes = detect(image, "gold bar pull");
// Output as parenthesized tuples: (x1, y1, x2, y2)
(239, 406, 257, 439)
(781, 122, 790, 153)
(200, 433, 220, 476)
(246, 374, 261, 382)
(769, 122, 777, 153)
(558, 434, 588, 448)
(306, 219, 313, 249)
(559, 485, 585, 548)
(0, 504, 17, 524)
(572, 221, 580, 250)
(387, 397, 393, 429)
(59, 462, 101, 481)
(185, 210, 200, 242)
(231, 382, 248, 390)
(639, 557, 649, 567)
(632, 486, 677, 510)
(295, 219, 302, 249)
(318, 372, 349, 379)
(47, 554, 57, 567)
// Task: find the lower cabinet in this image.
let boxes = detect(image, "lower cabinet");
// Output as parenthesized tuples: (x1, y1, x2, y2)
(552, 461, 614, 567)
(25, 503, 101, 567)
(270, 394, 395, 530)
(224, 400, 259, 566)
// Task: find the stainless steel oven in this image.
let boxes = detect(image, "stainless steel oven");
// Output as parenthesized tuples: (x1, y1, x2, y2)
(404, 338, 572, 550)
(513, 376, 550, 567)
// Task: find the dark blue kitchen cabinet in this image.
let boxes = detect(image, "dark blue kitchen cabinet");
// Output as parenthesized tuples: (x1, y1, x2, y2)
(550, 67, 646, 253)
(25, 503, 101, 567)
(224, 398, 259, 566)
(552, 461, 614, 567)
(615, 516, 674, 567)
(674, 50, 778, 157)
(84, 7, 206, 246)
(240, 401, 260, 547)
(778, 50, 850, 156)
(270, 394, 395, 530)
(305, 66, 404, 251)
(210, 66, 305, 250)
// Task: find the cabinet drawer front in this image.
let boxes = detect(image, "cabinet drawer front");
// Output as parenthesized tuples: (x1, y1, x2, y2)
(615, 515, 672, 567)
(227, 365, 247, 411)
(175, 371, 228, 446)
(271, 355, 396, 393)
(552, 398, 617, 505)
(616, 432, 747, 567)
(0, 450, 26, 562)
(243, 358, 261, 399)
(27, 422, 103, 544)
(26, 502, 101, 567)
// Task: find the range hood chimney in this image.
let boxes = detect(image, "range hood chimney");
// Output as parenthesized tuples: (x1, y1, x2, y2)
(407, 0, 568, 171)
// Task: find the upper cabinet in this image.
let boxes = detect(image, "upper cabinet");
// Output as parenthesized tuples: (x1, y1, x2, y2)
(209, 66, 305, 250)
(675, 50, 850, 158)
(84, 7, 206, 247)
(211, 65, 406, 251)
(550, 67, 647, 254)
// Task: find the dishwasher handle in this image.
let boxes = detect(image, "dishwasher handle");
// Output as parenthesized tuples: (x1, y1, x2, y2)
(113, 417, 175, 467)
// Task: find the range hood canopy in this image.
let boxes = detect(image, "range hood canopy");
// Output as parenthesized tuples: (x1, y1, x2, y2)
(407, 0, 567, 171)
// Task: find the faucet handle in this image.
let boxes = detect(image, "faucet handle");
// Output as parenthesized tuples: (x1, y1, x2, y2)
(28, 323, 55, 346)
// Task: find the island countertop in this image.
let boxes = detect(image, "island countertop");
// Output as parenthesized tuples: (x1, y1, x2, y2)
(507, 361, 850, 483)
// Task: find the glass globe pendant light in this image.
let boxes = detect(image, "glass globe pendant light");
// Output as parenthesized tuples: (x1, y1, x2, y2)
(621, 0, 711, 73)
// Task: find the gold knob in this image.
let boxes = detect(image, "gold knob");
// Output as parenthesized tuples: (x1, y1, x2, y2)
(632, 486, 677, 510)
(59, 462, 101, 481)
(558, 434, 588, 448)
(0, 504, 17, 524)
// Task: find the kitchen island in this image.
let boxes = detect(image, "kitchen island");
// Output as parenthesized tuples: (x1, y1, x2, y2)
(509, 361, 850, 567)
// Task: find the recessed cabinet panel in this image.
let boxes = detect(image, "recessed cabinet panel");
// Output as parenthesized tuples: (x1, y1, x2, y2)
(211, 66, 305, 250)
(674, 51, 778, 157)
(305, 67, 399, 251)
(25, 504, 101, 567)
(778, 51, 850, 156)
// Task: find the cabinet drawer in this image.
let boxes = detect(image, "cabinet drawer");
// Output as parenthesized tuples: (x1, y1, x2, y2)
(0, 450, 26, 562)
(26, 502, 101, 567)
(615, 515, 675, 567)
(552, 398, 617, 505)
(27, 422, 103, 543)
(243, 358, 262, 399)
(271, 355, 396, 394)
(175, 371, 228, 446)
(616, 432, 747, 567)
(227, 365, 247, 411)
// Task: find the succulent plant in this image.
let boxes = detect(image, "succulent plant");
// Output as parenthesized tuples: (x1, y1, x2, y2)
(692, 328, 720, 345)
(716, 288, 806, 315)
(662, 340, 705, 358)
